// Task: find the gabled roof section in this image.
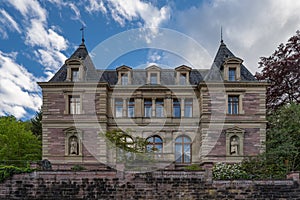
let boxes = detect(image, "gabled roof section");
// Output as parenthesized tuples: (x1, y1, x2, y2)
(204, 41, 257, 82)
(116, 65, 132, 71)
(175, 65, 192, 71)
(146, 65, 161, 71)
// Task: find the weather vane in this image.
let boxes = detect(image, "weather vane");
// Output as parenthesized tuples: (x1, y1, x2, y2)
(80, 24, 85, 43)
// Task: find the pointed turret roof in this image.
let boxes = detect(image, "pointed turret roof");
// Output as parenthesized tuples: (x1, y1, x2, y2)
(49, 41, 98, 82)
(69, 41, 89, 60)
(204, 41, 257, 81)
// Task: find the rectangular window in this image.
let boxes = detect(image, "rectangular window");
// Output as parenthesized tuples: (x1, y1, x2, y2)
(115, 99, 123, 118)
(184, 99, 193, 117)
(121, 73, 128, 85)
(228, 95, 239, 114)
(127, 98, 135, 117)
(69, 95, 81, 114)
(156, 99, 164, 117)
(173, 99, 181, 118)
(144, 99, 152, 117)
(150, 73, 158, 84)
(228, 68, 236, 81)
(180, 73, 187, 85)
(71, 68, 79, 82)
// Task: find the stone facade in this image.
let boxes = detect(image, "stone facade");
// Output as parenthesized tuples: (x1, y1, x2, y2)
(38, 40, 267, 169)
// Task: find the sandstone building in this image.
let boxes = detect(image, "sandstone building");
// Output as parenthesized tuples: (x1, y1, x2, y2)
(38, 39, 267, 170)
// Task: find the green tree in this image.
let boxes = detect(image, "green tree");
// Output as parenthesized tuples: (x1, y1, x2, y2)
(101, 129, 153, 165)
(102, 129, 149, 154)
(0, 116, 41, 166)
(265, 103, 300, 172)
(235, 103, 300, 179)
(30, 109, 42, 140)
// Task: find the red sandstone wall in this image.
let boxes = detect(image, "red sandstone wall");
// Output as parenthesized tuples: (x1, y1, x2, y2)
(0, 171, 298, 200)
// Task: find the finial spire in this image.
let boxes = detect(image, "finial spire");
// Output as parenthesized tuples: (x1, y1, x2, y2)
(221, 26, 223, 43)
(80, 24, 85, 43)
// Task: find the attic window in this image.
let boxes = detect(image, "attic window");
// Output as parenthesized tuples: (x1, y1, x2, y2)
(223, 57, 242, 81)
(175, 65, 191, 85)
(121, 73, 128, 85)
(146, 65, 161, 84)
(71, 68, 79, 82)
(65, 59, 85, 82)
(180, 73, 187, 85)
(150, 73, 158, 84)
(228, 68, 236, 81)
(116, 65, 132, 85)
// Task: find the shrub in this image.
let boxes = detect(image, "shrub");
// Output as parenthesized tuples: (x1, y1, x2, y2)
(241, 157, 286, 179)
(184, 164, 203, 171)
(71, 165, 86, 171)
(0, 165, 32, 183)
(212, 163, 248, 180)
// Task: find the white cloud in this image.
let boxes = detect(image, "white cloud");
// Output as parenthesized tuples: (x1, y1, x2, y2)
(7, 0, 68, 74)
(0, 28, 8, 39)
(0, 9, 21, 37)
(86, 0, 171, 28)
(148, 51, 162, 63)
(0, 51, 42, 119)
(34, 49, 67, 72)
(7, 0, 47, 22)
(1, 0, 69, 119)
(86, 0, 107, 14)
(25, 19, 67, 51)
(174, 0, 300, 73)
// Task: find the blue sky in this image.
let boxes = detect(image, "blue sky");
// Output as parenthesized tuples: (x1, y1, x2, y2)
(1, 0, 300, 120)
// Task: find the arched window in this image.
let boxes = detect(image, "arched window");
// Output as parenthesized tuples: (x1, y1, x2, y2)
(119, 135, 134, 149)
(117, 135, 134, 161)
(146, 136, 163, 153)
(175, 136, 191, 163)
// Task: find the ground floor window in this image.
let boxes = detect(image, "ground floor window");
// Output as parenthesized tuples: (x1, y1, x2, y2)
(175, 136, 191, 163)
(146, 135, 163, 152)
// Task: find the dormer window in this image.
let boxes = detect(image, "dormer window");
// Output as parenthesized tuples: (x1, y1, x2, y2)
(223, 57, 242, 81)
(66, 59, 85, 82)
(71, 68, 79, 82)
(146, 65, 161, 84)
(228, 68, 236, 81)
(175, 65, 191, 85)
(117, 65, 132, 85)
(180, 73, 187, 85)
(121, 73, 128, 85)
(150, 73, 158, 84)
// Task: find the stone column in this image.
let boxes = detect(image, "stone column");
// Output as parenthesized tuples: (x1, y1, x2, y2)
(152, 98, 156, 117)
(181, 98, 185, 118)
(165, 92, 172, 118)
(122, 98, 127, 117)
(135, 91, 143, 118)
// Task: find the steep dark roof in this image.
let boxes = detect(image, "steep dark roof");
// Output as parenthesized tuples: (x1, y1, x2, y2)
(70, 42, 89, 60)
(49, 42, 97, 82)
(96, 69, 207, 85)
(204, 41, 257, 81)
(49, 41, 256, 84)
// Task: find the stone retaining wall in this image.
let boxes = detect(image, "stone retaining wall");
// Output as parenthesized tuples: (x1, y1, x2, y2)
(0, 171, 299, 199)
